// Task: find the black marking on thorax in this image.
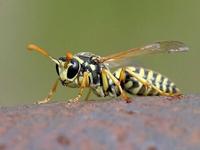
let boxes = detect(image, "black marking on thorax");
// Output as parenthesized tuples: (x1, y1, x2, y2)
(77, 53, 104, 85)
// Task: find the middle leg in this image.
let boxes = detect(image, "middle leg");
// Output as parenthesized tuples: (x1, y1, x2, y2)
(68, 72, 90, 103)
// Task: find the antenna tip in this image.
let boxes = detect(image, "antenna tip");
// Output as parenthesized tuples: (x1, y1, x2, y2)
(27, 44, 38, 51)
(27, 44, 49, 57)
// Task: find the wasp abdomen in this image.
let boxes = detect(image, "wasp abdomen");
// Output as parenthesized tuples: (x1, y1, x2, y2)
(113, 67, 181, 96)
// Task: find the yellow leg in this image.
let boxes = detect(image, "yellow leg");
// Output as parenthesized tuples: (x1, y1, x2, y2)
(84, 88, 92, 101)
(125, 68, 171, 96)
(36, 79, 59, 104)
(103, 69, 131, 103)
(68, 72, 89, 103)
(101, 68, 109, 92)
(119, 68, 126, 83)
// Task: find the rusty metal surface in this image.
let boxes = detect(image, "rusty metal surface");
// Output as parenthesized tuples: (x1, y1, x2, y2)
(0, 95, 200, 150)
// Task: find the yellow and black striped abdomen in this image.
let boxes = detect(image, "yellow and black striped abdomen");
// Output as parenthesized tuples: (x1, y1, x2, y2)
(113, 67, 181, 96)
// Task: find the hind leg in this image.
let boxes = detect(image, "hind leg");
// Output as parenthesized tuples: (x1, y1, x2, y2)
(103, 69, 131, 103)
(125, 68, 171, 96)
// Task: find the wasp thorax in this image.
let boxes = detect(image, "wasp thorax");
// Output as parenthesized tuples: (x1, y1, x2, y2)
(56, 57, 81, 82)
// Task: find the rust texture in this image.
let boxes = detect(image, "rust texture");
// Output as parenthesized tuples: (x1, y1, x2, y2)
(0, 95, 200, 150)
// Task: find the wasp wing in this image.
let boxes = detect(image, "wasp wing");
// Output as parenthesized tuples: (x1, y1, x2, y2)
(101, 41, 189, 63)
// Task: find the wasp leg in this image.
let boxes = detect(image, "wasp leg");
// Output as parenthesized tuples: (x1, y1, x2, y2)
(36, 79, 59, 104)
(84, 88, 92, 101)
(125, 68, 171, 96)
(119, 67, 126, 83)
(103, 69, 131, 103)
(68, 72, 89, 103)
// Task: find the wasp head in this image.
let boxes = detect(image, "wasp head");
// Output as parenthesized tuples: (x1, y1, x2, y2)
(56, 52, 81, 83)
(27, 44, 80, 84)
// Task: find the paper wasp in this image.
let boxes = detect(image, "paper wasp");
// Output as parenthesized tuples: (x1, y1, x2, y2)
(27, 41, 189, 104)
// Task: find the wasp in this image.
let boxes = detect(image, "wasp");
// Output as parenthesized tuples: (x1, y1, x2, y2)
(27, 41, 189, 104)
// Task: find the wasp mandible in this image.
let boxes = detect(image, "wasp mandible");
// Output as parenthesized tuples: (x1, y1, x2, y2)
(27, 41, 189, 104)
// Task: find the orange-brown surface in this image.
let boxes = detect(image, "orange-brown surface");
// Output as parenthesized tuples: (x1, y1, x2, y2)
(0, 95, 200, 150)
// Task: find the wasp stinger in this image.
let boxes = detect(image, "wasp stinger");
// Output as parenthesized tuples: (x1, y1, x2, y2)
(27, 41, 189, 104)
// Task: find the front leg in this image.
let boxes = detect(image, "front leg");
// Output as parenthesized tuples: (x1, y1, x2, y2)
(36, 78, 59, 104)
(68, 72, 90, 103)
(84, 88, 92, 101)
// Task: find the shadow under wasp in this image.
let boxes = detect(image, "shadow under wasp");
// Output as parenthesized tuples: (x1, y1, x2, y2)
(27, 41, 189, 104)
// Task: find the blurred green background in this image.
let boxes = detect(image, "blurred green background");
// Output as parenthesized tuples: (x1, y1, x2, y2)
(0, 0, 199, 106)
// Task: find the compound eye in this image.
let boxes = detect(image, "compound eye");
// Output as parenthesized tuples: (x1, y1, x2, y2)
(67, 59, 80, 79)
(56, 64, 59, 76)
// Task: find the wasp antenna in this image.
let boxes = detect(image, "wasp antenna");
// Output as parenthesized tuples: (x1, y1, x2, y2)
(27, 44, 60, 65)
(28, 44, 50, 58)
